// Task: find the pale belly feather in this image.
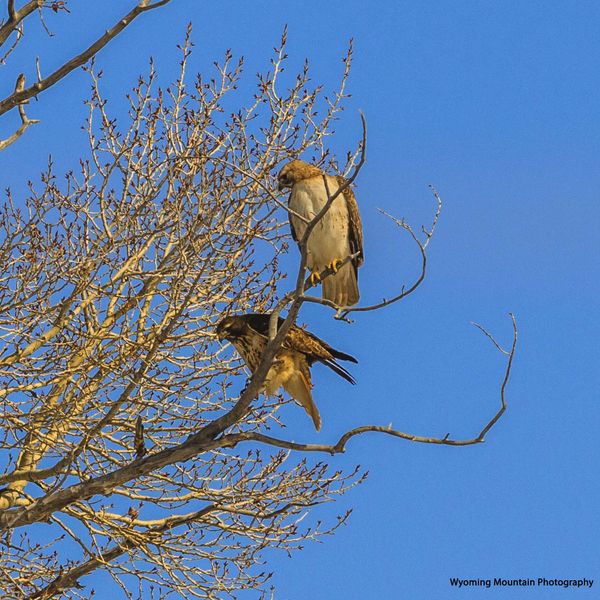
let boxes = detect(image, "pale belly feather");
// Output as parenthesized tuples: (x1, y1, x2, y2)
(289, 178, 351, 271)
(231, 338, 295, 396)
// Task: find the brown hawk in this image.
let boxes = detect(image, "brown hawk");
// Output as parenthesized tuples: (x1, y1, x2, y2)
(216, 313, 357, 431)
(277, 160, 364, 306)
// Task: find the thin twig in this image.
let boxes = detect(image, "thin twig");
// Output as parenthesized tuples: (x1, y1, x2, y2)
(334, 184, 442, 320)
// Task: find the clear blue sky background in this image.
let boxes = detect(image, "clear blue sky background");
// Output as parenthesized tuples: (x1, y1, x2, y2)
(2, 1, 599, 598)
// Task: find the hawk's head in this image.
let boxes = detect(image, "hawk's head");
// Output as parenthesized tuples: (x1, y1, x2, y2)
(215, 315, 247, 341)
(277, 160, 323, 190)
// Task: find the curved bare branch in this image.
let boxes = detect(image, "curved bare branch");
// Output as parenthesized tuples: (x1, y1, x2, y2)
(225, 313, 518, 453)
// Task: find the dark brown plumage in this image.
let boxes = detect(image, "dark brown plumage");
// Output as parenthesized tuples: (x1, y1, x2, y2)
(216, 313, 357, 430)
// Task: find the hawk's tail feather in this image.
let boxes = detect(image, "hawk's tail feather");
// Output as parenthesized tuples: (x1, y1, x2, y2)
(321, 358, 356, 385)
(327, 347, 358, 364)
(284, 371, 321, 431)
(322, 261, 359, 307)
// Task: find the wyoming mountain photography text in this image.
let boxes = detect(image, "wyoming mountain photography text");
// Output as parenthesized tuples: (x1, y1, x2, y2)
(449, 578, 594, 590)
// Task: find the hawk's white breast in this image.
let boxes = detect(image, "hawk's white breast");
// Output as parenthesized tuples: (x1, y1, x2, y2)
(289, 176, 351, 270)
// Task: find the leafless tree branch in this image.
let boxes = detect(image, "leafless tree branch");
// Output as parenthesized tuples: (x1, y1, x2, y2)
(0, 1, 174, 150)
(0, 73, 39, 150)
(8, 0, 17, 21)
(0, 0, 39, 48)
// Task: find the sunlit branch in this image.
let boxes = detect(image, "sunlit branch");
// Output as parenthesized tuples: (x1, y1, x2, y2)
(334, 184, 442, 320)
(0, 0, 174, 125)
(0, 0, 38, 48)
(0, 73, 39, 151)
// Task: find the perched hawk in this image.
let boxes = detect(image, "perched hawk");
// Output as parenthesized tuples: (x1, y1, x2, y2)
(277, 160, 364, 306)
(216, 313, 357, 431)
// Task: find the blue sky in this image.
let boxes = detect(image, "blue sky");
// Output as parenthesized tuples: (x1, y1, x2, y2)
(2, 1, 599, 598)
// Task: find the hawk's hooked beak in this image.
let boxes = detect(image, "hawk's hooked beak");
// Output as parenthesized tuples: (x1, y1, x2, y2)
(277, 174, 289, 191)
(216, 318, 239, 341)
(215, 322, 227, 340)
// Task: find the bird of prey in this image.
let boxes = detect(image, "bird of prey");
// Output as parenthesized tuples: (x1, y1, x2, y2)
(216, 313, 357, 431)
(277, 159, 364, 306)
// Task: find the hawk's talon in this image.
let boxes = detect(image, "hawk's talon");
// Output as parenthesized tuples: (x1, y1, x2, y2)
(327, 259, 343, 274)
(308, 271, 321, 287)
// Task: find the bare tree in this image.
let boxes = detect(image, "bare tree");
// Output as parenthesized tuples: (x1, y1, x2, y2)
(0, 29, 517, 599)
(0, 0, 173, 151)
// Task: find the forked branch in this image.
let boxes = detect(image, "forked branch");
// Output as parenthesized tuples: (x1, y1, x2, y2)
(0, 73, 39, 151)
(301, 184, 442, 322)
(0, 0, 173, 150)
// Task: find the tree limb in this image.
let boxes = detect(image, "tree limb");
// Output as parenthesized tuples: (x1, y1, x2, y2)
(7, 0, 17, 21)
(26, 504, 219, 599)
(0, 73, 39, 151)
(0, 0, 39, 48)
(0, 0, 173, 118)
(0, 311, 515, 530)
